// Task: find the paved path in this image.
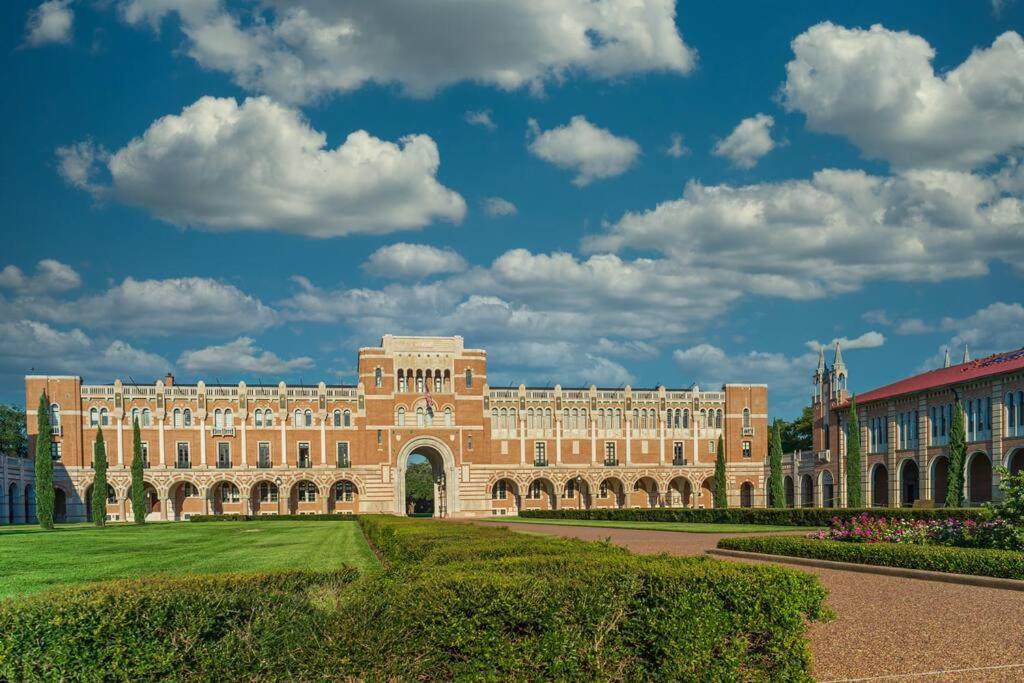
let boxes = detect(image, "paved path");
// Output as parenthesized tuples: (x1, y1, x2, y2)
(490, 522, 1024, 682)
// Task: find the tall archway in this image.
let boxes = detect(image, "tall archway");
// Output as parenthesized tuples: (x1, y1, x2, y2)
(490, 478, 520, 515)
(8, 483, 18, 523)
(631, 477, 660, 508)
(931, 456, 949, 506)
(169, 481, 200, 520)
(1009, 448, 1024, 476)
(667, 477, 691, 507)
(740, 482, 754, 508)
(24, 485, 35, 524)
(899, 459, 920, 507)
(783, 476, 795, 508)
(524, 478, 557, 511)
(290, 480, 320, 514)
(250, 480, 280, 516)
(820, 471, 835, 508)
(395, 437, 458, 517)
(698, 479, 714, 508)
(598, 477, 625, 509)
(211, 481, 242, 515)
(871, 463, 889, 507)
(562, 477, 590, 510)
(967, 452, 992, 505)
(800, 475, 814, 507)
(54, 487, 67, 522)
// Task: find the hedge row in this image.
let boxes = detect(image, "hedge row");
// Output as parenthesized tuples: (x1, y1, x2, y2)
(189, 513, 358, 522)
(518, 506, 988, 526)
(0, 568, 360, 680)
(717, 535, 1024, 580)
(353, 516, 831, 681)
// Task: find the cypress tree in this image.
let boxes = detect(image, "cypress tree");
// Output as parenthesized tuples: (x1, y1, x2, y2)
(946, 400, 966, 508)
(131, 418, 146, 524)
(768, 421, 785, 508)
(845, 395, 863, 508)
(34, 392, 55, 529)
(714, 435, 728, 508)
(92, 427, 109, 527)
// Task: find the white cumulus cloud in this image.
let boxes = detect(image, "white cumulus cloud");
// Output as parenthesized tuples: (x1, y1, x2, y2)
(178, 337, 313, 374)
(362, 243, 468, 279)
(805, 331, 886, 352)
(783, 23, 1024, 170)
(58, 95, 466, 237)
(713, 113, 776, 169)
(527, 116, 640, 187)
(116, 0, 695, 104)
(465, 110, 496, 130)
(25, 0, 73, 47)
(0, 259, 81, 293)
(481, 197, 518, 217)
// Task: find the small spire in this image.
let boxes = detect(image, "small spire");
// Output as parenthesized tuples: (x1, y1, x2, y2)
(816, 346, 826, 374)
(962, 344, 970, 363)
(832, 340, 845, 369)
(943, 347, 950, 368)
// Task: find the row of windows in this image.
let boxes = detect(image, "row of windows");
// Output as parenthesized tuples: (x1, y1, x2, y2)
(488, 406, 737, 433)
(897, 410, 919, 450)
(395, 406, 454, 426)
(394, 368, 473, 392)
(868, 416, 888, 454)
(85, 407, 355, 430)
(167, 441, 352, 469)
(1007, 392, 1024, 437)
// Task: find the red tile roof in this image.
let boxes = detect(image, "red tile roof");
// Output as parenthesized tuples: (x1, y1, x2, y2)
(853, 347, 1024, 405)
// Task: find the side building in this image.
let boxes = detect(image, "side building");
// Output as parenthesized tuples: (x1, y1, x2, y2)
(23, 335, 769, 522)
(784, 344, 1024, 508)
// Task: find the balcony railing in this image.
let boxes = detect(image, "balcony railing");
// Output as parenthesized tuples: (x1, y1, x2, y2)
(742, 427, 754, 436)
(257, 457, 272, 469)
(175, 460, 191, 469)
(298, 458, 313, 469)
(672, 457, 686, 466)
(337, 457, 351, 469)
(51, 425, 63, 436)
(533, 458, 548, 467)
(604, 458, 619, 467)
(212, 427, 236, 437)
(216, 459, 232, 469)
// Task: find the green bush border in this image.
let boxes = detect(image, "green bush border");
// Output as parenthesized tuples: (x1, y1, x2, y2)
(518, 506, 987, 526)
(188, 513, 358, 522)
(717, 535, 1024, 580)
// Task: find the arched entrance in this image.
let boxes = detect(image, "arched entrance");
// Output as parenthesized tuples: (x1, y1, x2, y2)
(490, 478, 520, 514)
(395, 437, 458, 517)
(1009, 448, 1024, 476)
(211, 481, 242, 515)
(84, 483, 116, 522)
(170, 481, 201, 520)
(784, 476, 794, 508)
(24, 485, 35, 524)
(967, 452, 992, 505)
(250, 480, 280, 516)
(524, 478, 557, 511)
(899, 459, 920, 507)
(289, 480, 320, 514)
(562, 477, 591, 510)
(8, 483, 18, 523)
(740, 482, 754, 508)
(800, 474, 814, 507)
(598, 477, 626, 508)
(54, 487, 67, 522)
(820, 471, 835, 508)
(667, 477, 691, 507)
(631, 477, 660, 508)
(871, 463, 889, 507)
(698, 478, 714, 508)
(931, 456, 949, 505)
(329, 479, 360, 514)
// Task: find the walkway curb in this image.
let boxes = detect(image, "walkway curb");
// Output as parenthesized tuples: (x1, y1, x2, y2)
(707, 548, 1024, 592)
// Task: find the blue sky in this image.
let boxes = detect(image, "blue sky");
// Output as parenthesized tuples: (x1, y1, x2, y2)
(2, 0, 1022, 418)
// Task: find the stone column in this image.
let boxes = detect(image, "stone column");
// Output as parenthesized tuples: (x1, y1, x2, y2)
(917, 396, 930, 503)
(625, 418, 632, 465)
(163, 497, 172, 521)
(991, 381, 1004, 501)
(158, 419, 166, 467)
(519, 417, 526, 466)
(659, 416, 666, 466)
(555, 417, 562, 465)
(280, 421, 288, 467)
(116, 417, 124, 467)
(887, 404, 897, 507)
(320, 420, 327, 466)
(199, 419, 207, 467)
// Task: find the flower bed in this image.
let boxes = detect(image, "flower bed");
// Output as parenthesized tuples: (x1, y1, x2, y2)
(811, 513, 1020, 550)
(518, 506, 987, 526)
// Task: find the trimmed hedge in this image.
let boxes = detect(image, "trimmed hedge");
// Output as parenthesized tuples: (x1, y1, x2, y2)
(0, 568, 360, 680)
(519, 506, 988, 526)
(189, 513, 358, 522)
(352, 516, 831, 681)
(718, 535, 1024, 580)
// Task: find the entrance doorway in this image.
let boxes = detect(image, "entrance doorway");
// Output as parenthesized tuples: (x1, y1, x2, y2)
(396, 438, 457, 518)
(405, 454, 435, 516)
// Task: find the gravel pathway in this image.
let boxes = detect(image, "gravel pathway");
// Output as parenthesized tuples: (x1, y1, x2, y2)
(489, 521, 1024, 682)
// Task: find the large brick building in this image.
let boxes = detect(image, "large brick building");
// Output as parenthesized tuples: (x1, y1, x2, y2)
(785, 344, 1024, 508)
(23, 335, 768, 522)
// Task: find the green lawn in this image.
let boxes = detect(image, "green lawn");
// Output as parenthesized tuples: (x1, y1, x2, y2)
(482, 517, 812, 534)
(0, 520, 377, 598)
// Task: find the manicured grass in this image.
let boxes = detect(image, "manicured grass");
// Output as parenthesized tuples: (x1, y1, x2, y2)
(481, 516, 811, 534)
(0, 520, 377, 598)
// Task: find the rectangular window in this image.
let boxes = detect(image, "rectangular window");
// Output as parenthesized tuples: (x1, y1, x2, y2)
(604, 441, 617, 466)
(257, 442, 272, 468)
(176, 442, 190, 469)
(534, 442, 547, 466)
(336, 442, 350, 468)
(217, 442, 231, 469)
(672, 441, 684, 466)
(708, 441, 714, 454)
(140, 442, 150, 468)
(377, 429, 383, 447)
(742, 441, 752, 458)
(298, 443, 312, 468)
(51, 442, 61, 461)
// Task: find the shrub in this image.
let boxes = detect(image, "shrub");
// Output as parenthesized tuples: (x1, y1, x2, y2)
(812, 513, 1019, 550)
(188, 513, 359, 522)
(718, 535, 1024, 580)
(518, 506, 988, 526)
(353, 516, 829, 681)
(0, 568, 360, 681)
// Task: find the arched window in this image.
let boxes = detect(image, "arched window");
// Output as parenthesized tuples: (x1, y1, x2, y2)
(294, 409, 302, 426)
(398, 370, 407, 393)
(49, 403, 60, 428)
(90, 407, 99, 427)
(304, 409, 313, 427)
(528, 481, 541, 499)
(374, 367, 383, 388)
(614, 409, 622, 430)
(214, 409, 224, 429)
(224, 409, 233, 428)
(258, 482, 278, 502)
(220, 483, 240, 503)
(416, 373, 424, 393)
(444, 406, 453, 427)
(564, 479, 576, 498)
(465, 368, 473, 388)
(106, 484, 117, 504)
(131, 408, 140, 425)
(492, 480, 507, 500)
(417, 407, 425, 427)
(599, 480, 609, 498)
(335, 480, 355, 502)
(425, 406, 433, 426)
(296, 481, 317, 502)
(333, 410, 341, 427)
(255, 409, 264, 427)
(100, 408, 109, 426)
(683, 409, 689, 428)
(435, 374, 442, 393)
(344, 410, 351, 427)
(143, 409, 151, 427)
(183, 409, 192, 427)
(264, 411, 274, 427)
(182, 482, 198, 497)
(742, 408, 751, 429)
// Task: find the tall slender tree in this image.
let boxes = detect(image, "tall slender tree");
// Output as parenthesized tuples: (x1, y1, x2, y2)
(131, 418, 146, 524)
(768, 421, 785, 508)
(845, 394, 862, 508)
(34, 392, 55, 529)
(714, 435, 728, 508)
(92, 427, 109, 527)
(946, 399, 966, 508)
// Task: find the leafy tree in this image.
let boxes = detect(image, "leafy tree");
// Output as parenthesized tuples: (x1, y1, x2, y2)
(946, 400, 966, 508)
(92, 427, 109, 527)
(989, 466, 1024, 549)
(0, 404, 28, 458)
(714, 435, 727, 508)
(131, 418, 146, 524)
(768, 421, 785, 508)
(778, 405, 813, 454)
(34, 393, 55, 529)
(405, 461, 435, 514)
(845, 395, 862, 508)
